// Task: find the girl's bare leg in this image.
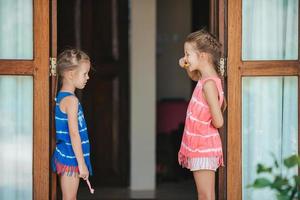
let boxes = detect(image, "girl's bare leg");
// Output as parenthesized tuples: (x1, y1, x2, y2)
(193, 170, 215, 200)
(60, 174, 80, 200)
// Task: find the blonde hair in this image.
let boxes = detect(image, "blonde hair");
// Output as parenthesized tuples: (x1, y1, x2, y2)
(57, 49, 90, 77)
(186, 29, 222, 76)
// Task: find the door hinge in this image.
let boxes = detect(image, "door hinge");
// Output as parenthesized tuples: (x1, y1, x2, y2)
(50, 57, 57, 76)
(220, 57, 227, 77)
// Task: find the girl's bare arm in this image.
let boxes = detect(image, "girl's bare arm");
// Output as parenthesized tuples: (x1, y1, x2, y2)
(64, 96, 89, 179)
(203, 80, 224, 128)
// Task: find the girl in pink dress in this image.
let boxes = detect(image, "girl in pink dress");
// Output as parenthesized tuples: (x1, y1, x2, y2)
(178, 29, 226, 200)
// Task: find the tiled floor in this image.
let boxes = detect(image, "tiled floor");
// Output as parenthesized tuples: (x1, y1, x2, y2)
(77, 179, 197, 200)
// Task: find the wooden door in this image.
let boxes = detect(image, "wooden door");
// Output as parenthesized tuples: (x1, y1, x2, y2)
(227, 0, 299, 199)
(57, 0, 129, 186)
(0, 0, 50, 199)
(81, 0, 129, 186)
(209, 0, 228, 199)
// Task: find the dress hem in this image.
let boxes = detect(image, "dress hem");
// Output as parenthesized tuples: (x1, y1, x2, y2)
(52, 158, 80, 177)
(178, 152, 224, 171)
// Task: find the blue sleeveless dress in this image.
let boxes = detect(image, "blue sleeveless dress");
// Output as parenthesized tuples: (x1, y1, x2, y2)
(51, 91, 93, 176)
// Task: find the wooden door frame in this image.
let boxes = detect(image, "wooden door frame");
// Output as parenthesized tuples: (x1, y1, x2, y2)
(0, 0, 50, 199)
(209, 0, 228, 199)
(218, 1, 228, 200)
(50, 0, 58, 199)
(227, 0, 300, 199)
(33, 0, 50, 199)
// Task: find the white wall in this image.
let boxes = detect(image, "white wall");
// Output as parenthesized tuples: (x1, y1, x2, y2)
(130, 0, 156, 191)
(157, 0, 191, 101)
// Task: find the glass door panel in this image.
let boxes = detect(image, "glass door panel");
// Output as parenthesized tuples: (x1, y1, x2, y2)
(0, 0, 33, 59)
(242, 0, 298, 60)
(0, 76, 33, 199)
(242, 76, 298, 199)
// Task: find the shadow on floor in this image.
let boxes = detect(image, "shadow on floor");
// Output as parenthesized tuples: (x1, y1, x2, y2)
(78, 179, 196, 200)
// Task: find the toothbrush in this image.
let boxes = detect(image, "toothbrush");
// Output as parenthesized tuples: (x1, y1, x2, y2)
(86, 179, 95, 194)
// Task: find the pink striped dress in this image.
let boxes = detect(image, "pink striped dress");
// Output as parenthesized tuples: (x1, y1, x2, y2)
(178, 76, 224, 171)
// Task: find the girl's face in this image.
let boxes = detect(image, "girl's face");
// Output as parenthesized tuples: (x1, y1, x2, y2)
(72, 61, 91, 89)
(184, 42, 201, 72)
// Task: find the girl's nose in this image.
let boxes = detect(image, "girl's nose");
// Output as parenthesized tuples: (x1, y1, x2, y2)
(184, 56, 188, 61)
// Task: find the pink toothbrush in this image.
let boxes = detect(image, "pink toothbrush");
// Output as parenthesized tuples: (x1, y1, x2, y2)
(86, 179, 95, 194)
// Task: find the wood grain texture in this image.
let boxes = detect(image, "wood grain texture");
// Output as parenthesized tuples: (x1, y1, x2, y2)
(0, 61, 34, 74)
(217, 0, 227, 199)
(50, 0, 58, 199)
(209, 0, 218, 34)
(33, 0, 50, 199)
(227, 0, 242, 199)
(242, 61, 299, 76)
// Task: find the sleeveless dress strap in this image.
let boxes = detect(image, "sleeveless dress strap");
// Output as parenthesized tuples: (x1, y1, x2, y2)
(55, 91, 75, 103)
(201, 76, 219, 84)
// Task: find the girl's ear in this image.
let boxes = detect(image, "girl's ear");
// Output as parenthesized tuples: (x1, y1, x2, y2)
(200, 52, 210, 60)
(197, 52, 205, 59)
(64, 70, 74, 80)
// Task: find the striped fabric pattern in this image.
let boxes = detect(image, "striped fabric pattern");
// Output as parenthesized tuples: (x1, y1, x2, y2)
(51, 91, 93, 176)
(178, 77, 224, 171)
(188, 157, 220, 171)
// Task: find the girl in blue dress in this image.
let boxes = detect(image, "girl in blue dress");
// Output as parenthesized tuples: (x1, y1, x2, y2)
(51, 49, 93, 199)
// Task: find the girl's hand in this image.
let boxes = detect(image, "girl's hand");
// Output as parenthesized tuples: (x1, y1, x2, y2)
(179, 57, 189, 69)
(79, 163, 89, 180)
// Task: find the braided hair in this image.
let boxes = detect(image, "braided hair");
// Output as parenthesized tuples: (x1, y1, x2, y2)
(185, 29, 223, 77)
(57, 49, 90, 77)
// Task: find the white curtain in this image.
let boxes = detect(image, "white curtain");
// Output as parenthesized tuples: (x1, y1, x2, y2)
(242, 77, 298, 200)
(0, 0, 33, 59)
(0, 76, 33, 200)
(242, 0, 298, 60)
